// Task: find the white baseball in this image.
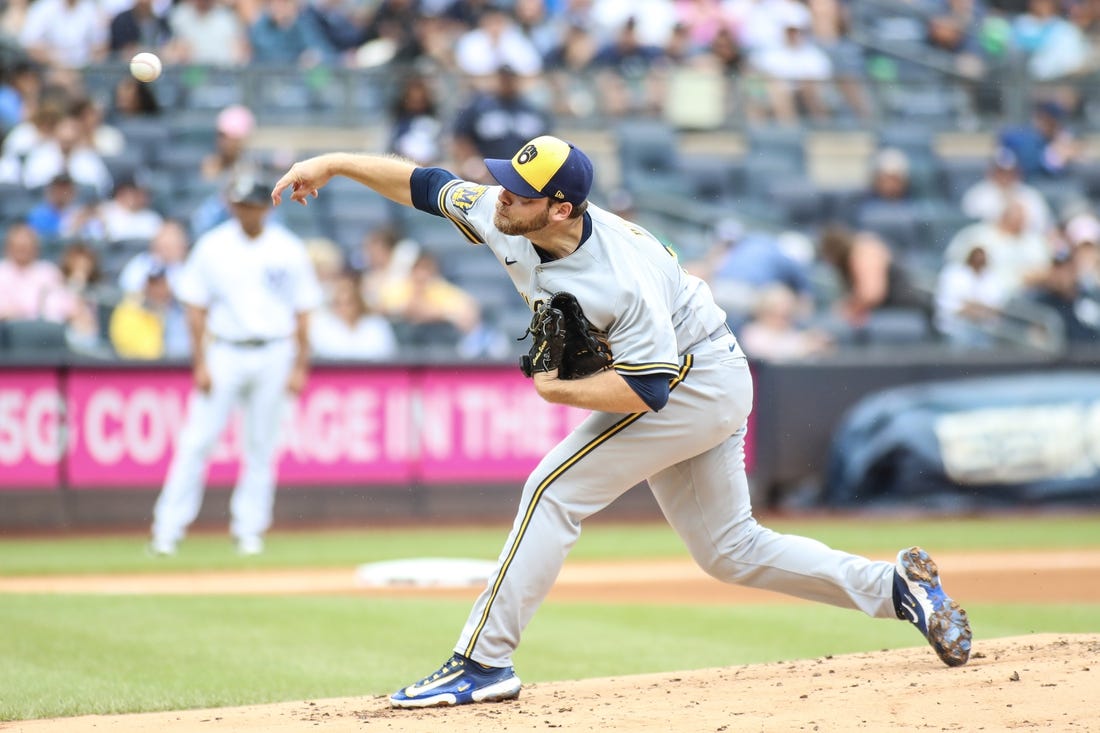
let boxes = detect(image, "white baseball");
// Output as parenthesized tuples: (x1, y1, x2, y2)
(130, 52, 162, 83)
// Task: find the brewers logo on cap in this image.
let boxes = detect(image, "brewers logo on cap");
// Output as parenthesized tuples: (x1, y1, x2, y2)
(484, 136, 594, 206)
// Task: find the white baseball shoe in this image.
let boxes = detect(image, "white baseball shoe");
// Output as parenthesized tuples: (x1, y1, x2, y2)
(236, 535, 264, 556)
(147, 537, 177, 557)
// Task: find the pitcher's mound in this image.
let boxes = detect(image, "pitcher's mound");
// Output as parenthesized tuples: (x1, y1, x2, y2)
(14, 634, 1099, 732)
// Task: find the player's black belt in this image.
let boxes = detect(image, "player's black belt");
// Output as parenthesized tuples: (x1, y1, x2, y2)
(214, 336, 287, 348)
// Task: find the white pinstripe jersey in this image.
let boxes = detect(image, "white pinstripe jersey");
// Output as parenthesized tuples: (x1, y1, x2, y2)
(437, 179, 731, 377)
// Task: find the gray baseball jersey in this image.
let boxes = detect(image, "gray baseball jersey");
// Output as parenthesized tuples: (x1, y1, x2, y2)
(433, 178, 898, 667)
(439, 180, 728, 370)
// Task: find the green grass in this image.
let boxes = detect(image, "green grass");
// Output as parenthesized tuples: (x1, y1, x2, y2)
(2, 594, 1097, 721)
(1, 514, 1099, 720)
(3, 514, 1100, 576)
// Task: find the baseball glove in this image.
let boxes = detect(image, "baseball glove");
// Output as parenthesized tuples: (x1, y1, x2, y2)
(520, 291, 613, 379)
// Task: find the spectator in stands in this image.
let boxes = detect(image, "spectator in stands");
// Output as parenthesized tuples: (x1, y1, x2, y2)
(119, 219, 190, 294)
(304, 0, 367, 56)
(961, 147, 1054, 234)
(674, 0, 735, 50)
(0, 222, 75, 322)
(1025, 248, 1100, 342)
(590, 16, 669, 115)
(1064, 211, 1100, 291)
(170, 0, 249, 66)
(310, 271, 397, 360)
(25, 172, 82, 241)
(56, 239, 108, 353)
(704, 23, 745, 75)
(22, 112, 113, 198)
(739, 283, 834, 362)
(360, 0, 424, 64)
(18, 0, 107, 68)
(807, 0, 871, 119)
(109, 0, 175, 60)
(945, 199, 1051, 293)
(543, 22, 601, 116)
(451, 65, 552, 182)
(71, 96, 125, 159)
(93, 171, 164, 243)
(304, 236, 344, 303)
(454, 3, 543, 77)
(387, 73, 444, 166)
(1, 97, 64, 165)
(998, 100, 1081, 179)
(355, 226, 418, 309)
(934, 243, 1010, 347)
(0, 59, 41, 136)
(201, 104, 256, 184)
(109, 263, 191, 359)
(1012, 0, 1091, 80)
(692, 218, 815, 325)
(818, 225, 932, 330)
(0, 0, 29, 39)
(378, 250, 481, 344)
(514, 0, 559, 59)
(748, 2, 833, 124)
(592, 0, 679, 48)
(109, 77, 162, 124)
(860, 148, 913, 208)
(249, 0, 339, 67)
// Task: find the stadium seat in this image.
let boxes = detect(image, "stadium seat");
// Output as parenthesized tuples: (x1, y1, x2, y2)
(856, 200, 920, 254)
(4, 319, 68, 356)
(861, 308, 935, 345)
(615, 119, 690, 197)
(113, 118, 171, 165)
(679, 155, 739, 203)
(766, 178, 826, 228)
(745, 125, 806, 172)
(876, 124, 935, 157)
(937, 157, 988, 200)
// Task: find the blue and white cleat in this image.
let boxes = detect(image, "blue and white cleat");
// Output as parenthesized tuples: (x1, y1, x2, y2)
(893, 546, 972, 667)
(389, 653, 522, 708)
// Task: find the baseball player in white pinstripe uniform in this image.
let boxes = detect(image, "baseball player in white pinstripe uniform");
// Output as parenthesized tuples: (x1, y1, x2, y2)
(150, 176, 323, 557)
(272, 136, 972, 708)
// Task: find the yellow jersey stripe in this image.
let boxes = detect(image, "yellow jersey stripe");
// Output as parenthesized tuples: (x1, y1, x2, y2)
(463, 357, 693, 658)
(613, 362, 681, 373)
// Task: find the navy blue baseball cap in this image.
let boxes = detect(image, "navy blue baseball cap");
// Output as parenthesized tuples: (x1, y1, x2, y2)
(485, 136, 593, 206)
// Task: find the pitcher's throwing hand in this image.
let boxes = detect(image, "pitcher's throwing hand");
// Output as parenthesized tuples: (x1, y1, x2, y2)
(270, 157, 333, 206)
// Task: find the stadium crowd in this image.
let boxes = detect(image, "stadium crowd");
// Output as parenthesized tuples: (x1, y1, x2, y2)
(0, 0, 1098, 364)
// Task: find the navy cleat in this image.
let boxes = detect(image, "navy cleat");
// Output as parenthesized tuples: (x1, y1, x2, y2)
(893, 546, 972, 667)
(390, 653, 521, 708)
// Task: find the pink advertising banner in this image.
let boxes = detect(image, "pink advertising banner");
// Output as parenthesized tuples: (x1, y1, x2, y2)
(0, 370, 63, 489)
(65, 369, 416, 489)
(417, 369, 590, 483)
(11, 365, 750, 491)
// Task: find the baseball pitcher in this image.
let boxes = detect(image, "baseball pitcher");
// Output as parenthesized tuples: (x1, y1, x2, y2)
(271, 136, 972, 708)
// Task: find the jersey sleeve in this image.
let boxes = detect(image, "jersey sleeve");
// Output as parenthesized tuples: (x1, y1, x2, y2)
(409, 167, 494, 245)
(436, 178, 497, 245)
(608, 290, 681, 378)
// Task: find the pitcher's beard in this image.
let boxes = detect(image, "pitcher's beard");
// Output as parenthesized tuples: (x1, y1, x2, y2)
(494, 206, 549, 236)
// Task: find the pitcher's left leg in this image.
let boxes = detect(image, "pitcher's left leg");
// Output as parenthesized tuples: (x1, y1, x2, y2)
(649, 427, 896, 618)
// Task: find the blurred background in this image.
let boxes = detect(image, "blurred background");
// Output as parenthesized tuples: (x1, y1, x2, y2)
(1, 0, 1099, 530)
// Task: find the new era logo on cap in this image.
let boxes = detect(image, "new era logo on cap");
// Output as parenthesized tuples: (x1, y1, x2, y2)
(484, 136, 593, 206)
